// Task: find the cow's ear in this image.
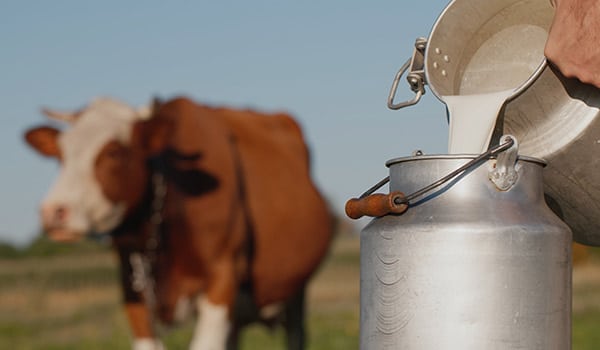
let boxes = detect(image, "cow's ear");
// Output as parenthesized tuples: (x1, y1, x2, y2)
(24, 126, 61, 158)
(131, 117, 173, 156)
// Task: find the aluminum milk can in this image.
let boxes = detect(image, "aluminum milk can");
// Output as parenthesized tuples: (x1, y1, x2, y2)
(350, 137, 572, 349)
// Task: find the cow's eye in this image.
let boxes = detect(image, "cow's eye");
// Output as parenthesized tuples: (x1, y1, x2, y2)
(105, 145, 126, 159)
(107, 149, 121, 158)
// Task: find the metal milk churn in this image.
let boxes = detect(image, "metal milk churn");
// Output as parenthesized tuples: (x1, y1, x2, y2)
(346, 136, 572, 349)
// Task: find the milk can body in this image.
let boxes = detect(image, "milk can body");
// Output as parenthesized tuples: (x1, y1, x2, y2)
(360, 155, 571, 350)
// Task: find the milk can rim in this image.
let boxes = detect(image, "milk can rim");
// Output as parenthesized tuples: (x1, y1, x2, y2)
(385, 154, 546, 168)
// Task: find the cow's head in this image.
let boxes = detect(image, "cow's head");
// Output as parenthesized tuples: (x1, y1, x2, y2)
(24, 97, 170, 241)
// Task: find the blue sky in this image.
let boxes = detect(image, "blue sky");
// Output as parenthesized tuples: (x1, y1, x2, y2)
(1, 1, 450, 246)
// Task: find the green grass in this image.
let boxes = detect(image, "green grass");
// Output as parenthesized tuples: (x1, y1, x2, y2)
(0, 235, 360, 349)
(573, 310, 600, 350)
(1, 236, 600, 349)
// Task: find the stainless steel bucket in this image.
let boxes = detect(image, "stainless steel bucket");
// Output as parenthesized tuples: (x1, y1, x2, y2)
(388, 0, 553, 109)
(502, 66, 600, 246)
(359, 145, 572, 349)
(425, 0, 552, 98)
(388, 0, 600, 245)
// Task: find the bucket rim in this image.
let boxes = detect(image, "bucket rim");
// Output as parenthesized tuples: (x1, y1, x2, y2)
(385, 154, 546, 168)
(424, 0, 551, 100)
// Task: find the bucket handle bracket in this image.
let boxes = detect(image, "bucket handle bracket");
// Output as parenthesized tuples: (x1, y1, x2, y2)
(489, 135, 519, 191)
(387, 37, 427, 110)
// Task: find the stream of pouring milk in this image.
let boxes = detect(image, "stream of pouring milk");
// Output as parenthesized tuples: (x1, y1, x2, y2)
(439, 23, 548, 154)
(443, 90, 514, 154)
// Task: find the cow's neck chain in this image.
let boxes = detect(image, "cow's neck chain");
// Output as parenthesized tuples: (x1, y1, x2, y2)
(129, 163, 167, 335)
(147, 170, 167, 256)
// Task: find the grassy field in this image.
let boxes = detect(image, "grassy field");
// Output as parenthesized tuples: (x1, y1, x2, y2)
(0, 235, 599, 349)
(0, 234, 359, 350)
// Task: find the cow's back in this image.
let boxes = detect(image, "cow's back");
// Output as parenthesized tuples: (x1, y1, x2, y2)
(219, 108, 333, 306)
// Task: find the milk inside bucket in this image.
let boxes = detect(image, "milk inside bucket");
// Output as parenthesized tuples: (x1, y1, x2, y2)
(388, 0, 600, 245)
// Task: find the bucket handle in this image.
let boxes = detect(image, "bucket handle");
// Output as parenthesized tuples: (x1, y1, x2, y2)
(387, 37, 427, 110)
(345, 136, 516, 219)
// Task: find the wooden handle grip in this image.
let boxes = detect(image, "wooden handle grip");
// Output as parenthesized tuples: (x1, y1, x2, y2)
(345, 191, 408, 219)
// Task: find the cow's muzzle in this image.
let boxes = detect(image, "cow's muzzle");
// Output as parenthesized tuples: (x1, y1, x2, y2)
(44, 228, 85, 242)
(41, 205, 85, 242)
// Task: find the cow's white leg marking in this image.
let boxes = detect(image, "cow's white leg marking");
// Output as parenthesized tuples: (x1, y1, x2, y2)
(189, 296, 230, 350)
(133, 338, 165, 350)
(260, 303, 283, 320)
(173, 296, 193, 323)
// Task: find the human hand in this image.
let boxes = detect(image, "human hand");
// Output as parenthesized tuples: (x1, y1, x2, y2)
(545, 0, 600, 88)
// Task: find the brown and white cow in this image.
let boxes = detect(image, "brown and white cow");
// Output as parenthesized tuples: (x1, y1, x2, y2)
(24, 97, 334, 350)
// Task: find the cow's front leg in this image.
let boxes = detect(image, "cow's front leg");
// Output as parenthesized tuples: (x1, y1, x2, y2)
(125, 302, 165, 350)
(189, 296, 231, 350)
(189, 258, 239, 350)
(117, 248, 165, 350)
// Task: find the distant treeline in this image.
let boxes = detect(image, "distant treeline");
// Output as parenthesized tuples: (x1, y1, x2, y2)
(0, 235, 110, 259)
(0, 215, 358, 259)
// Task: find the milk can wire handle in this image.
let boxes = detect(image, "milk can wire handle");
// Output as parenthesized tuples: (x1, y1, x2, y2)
(387, 37, 427, 110)
(399, 137, 516, 203)
(345, 137, 516, 219)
